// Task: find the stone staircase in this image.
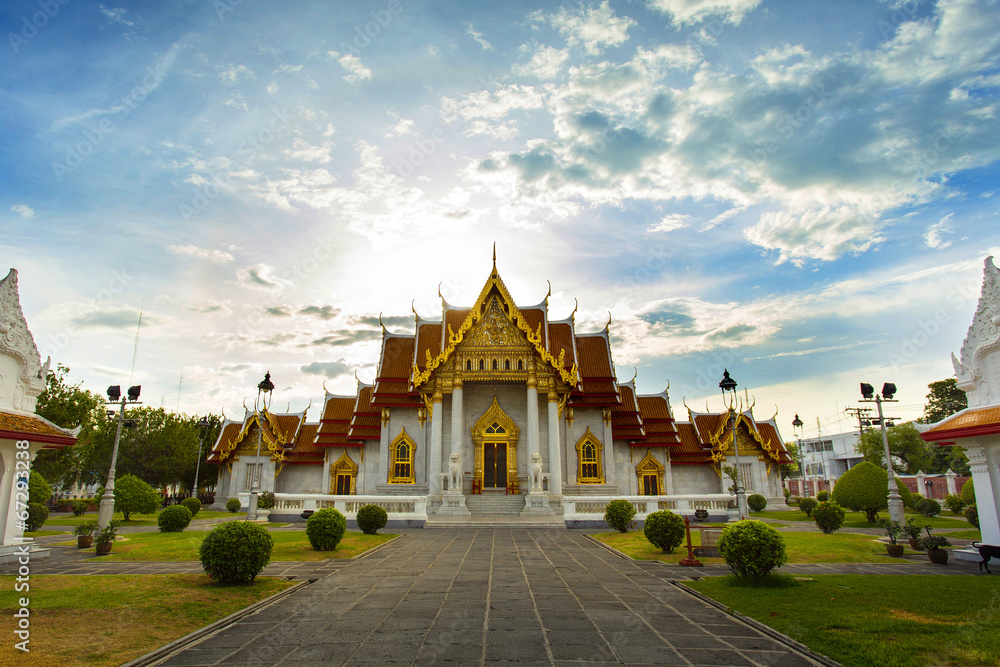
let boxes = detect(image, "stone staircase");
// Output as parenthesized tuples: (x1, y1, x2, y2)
(465, 494, 526, 516)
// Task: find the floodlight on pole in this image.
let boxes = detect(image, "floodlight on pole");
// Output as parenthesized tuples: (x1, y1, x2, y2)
(860, 381, 904, 524)
(97, 382, 142, 532)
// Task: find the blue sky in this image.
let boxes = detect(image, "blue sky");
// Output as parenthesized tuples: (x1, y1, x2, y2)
(2, 0, 999, 440)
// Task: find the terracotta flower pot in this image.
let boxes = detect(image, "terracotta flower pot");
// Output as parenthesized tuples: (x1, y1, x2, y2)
(887, 544, 905, 558)
(95, 542, 113, 555)
(77, 536, 93, 549)
(927, 548, 948, 565)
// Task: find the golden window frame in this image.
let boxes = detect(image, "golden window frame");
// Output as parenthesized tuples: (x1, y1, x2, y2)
(389, 428, 416, 484)
(329, 450, 358, 495)
(575, 426, 604, 484)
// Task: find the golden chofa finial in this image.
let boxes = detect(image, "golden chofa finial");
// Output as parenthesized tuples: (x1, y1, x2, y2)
(493, 242, 497, 264)
(379, 312, 387, 334)
(546, 280, 552, 299)
(571, 298, 578, 319)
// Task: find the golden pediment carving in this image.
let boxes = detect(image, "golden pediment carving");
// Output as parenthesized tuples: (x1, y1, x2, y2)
(464, 297, 529, 349)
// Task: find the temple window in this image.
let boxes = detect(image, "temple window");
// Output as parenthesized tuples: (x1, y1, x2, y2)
(575, 428, 604, 483)
(517, 359, 524, 371)
(466, 359, 472, 371)
(492, 358, 498, 370)
(504, 359, 511, 370)
(389, 430, 416, 483)
(479, 359, 485, 371)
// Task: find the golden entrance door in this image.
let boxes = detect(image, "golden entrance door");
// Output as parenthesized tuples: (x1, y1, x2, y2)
(335, 472, 352, 495)
(642, 474, 660, 496)
(482, 442, 508, 489)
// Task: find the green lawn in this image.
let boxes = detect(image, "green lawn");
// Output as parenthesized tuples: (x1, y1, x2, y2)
(56, 530, 397, 561)
(25, 530, 70, 537)
(0, 574, 294, 667)
(751, 509, 972, 530)
(45, 509, 244, 528)
(593, 529, 922, 564)
(686, 575, 1000, 667)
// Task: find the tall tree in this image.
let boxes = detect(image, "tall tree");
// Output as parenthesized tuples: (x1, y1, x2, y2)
(920, 378, 968, 424)
(856, 422, 932, 473)
(31, 364, 103, 488)
(919, 378, 970, 474)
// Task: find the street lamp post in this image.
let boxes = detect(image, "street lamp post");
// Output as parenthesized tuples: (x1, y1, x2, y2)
(792, 414, 805, 497)
(192, 417, 209, 500)
(97, 384, 141, 532)
(720, 370, 747, 519)
(247, 372, 274, 521)
(860, 382, 904, 524)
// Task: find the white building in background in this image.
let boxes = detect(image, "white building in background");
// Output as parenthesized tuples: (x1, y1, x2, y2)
(798, 430, 864, 480)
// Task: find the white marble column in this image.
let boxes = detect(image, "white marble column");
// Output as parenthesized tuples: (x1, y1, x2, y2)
(450, 378, 464, 491)
(547, 390, 562, 495)
(429, 389, 444, 497)
(946, 470, 957, 496)
(665, 450, 674, 495)
(526, 373, 540, 466)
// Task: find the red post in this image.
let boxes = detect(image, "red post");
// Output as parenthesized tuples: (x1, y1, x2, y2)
(679, 515, 703, 567)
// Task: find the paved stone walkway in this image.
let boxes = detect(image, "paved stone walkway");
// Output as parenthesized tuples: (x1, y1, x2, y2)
(136, 528, 833, 667)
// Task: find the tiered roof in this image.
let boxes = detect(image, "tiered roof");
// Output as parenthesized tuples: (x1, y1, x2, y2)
(672, 406, 793, 468)
(207, 406, 322, 466)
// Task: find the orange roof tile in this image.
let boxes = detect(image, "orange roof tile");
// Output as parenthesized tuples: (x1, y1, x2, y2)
(920, 406, 1000, 442)
(611, 384, 645, 440)
(548, 322, 576, 369)
(520, 307, 547, 348)
(444, 308, 470, 341)
(284, 423, 324, 464)
(575, 334, 613, 378)
(348, 385, 381, 442)
(315, 395, 355, 447)
(637, 395, 680, 447)
(671, 423, 713, 463)
(0, 411, 77, 448)
(415, 323, 442, 371)
(378, 336, 415, 380)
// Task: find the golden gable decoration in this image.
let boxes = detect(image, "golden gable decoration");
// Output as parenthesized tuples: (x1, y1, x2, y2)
(216, 409, 289, 467)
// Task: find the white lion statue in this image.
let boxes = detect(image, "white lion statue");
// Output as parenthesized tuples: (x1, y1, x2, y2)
(448, 451, 462, 491)
(529, 451, 543, 490)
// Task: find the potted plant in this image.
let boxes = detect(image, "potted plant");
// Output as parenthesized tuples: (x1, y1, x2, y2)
(94, 520, 120, 555)
(73, 521, 97, 548)
(694, 508, 709, 522)
(902, 519, 924, 550)
(878, 519, 906, 557)
(919, 527, 951, 564)
(257, 491, 275, 519)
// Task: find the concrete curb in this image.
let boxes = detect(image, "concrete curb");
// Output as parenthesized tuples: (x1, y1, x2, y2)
(673, 580, 843, 667)
(121, 579, 313, 667)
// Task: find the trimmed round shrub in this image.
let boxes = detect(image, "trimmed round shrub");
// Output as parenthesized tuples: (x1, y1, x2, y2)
(257, 491, 275, 510)
(831, 461, 911, 523)
(604, 499, 637, 533)
(747, 494, 767, 512)
(158, 505, 193, 532)
(798, 497, 818, 517)
(181, 497, 202, 517)
(642, 510, 685, 553)
(72, 499, 90, 516)
(199, 521, 274, 584)
(717, 520, 787, 581)
(306, 508, 347, 550)
(909, 492, 924, 510)
(26, 503, 49, 532)
(896, 482, 914, 509)
(226, 498, 241, 513)
(915, 497, 941, 517)
(356, 504, 388, 535)
(816, 490, 829, 502)
(965, 503, 979, 529)
(944, 493, 965, 514)
(28, 472, 52, 505)
(961, 478, 976, 506)
(113, 474, 160, 520)
(812, 501, 846, 534)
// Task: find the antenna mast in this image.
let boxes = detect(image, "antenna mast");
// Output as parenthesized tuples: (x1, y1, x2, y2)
(129, 301, 143, 386)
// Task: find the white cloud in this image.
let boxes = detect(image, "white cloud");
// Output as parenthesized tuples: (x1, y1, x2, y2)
(513, 46, 570, 80)
(924, 213, 954, 249)
(166, 244, 236, 264)
(645, 0, 762, 25)
(648, 213, 690, 233)
(283, 138, 336, 164)
(466, 23, 493, 50)
(327, 51, 371, 84)
(266, 81, 278, 94)
(441, 84, 546, 139)
(10, 204, 34, 219)
(541, 1, 634, 55)
(385, 113, 416, 138)
(744, 205, 883, 265)
(219, 64, 255, 84)
(232, 263, 292, 292)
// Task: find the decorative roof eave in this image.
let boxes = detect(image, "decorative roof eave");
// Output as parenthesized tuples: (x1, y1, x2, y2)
(411, 265, 579, 390)
(918, 405, 1000, 444)
(703, 408, 784, 466)
(952, 256, 1000, 408)
(216, 408, 290, 464)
